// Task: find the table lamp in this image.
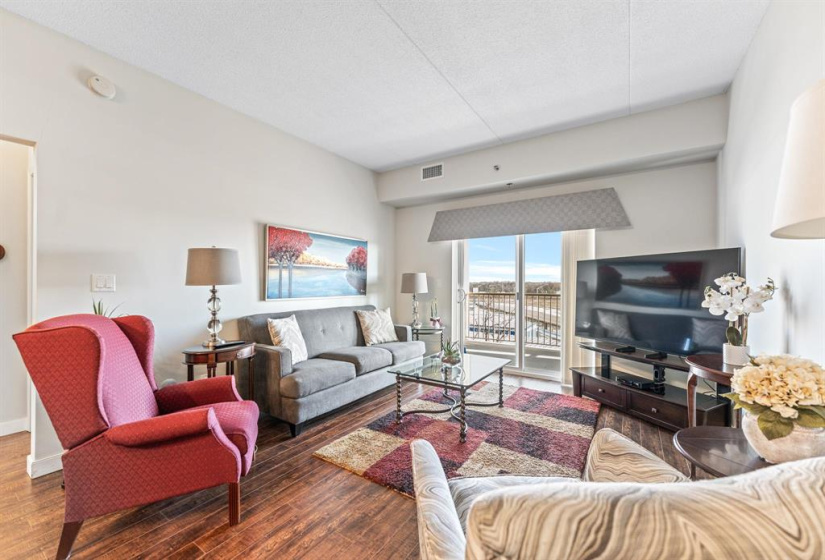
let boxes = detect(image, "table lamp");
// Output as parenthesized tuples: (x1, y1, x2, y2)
(771, 78, 825, 239)
(401, 272, 428, 328)
(186, 247, 242, 348)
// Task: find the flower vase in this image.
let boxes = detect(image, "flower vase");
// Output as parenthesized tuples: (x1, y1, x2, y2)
(741, 411, 825, 464)
(723, 343, 750, 366)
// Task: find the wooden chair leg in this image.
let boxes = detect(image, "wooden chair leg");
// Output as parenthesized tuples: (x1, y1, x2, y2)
(56, 520, 83, 560)
(228, 482, 240, 526)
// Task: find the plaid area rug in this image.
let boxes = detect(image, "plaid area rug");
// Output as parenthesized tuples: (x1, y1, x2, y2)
(313, 382, 601, 497)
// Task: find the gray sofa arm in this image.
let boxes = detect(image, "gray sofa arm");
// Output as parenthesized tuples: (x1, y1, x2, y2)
(253, 344, 293, 418)
(255, 343, 293, 377)
(394, 324, 412, 342)
(583, 429, 688, 483)
(411, 440, 466, 560)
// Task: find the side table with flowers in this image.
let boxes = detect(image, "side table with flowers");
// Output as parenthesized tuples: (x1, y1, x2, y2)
(724, 355, 825, 463)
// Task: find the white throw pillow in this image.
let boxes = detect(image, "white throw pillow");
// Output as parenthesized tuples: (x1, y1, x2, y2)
(356, 308, 399, 346)
(267, 315, 309, 364)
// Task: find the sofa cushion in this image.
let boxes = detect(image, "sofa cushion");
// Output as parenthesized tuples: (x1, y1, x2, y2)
(267, 315, 309, 363)
(449, 476, 570, 532)
(319, 346, 393, 375)
(280, 359, 356, 399)
(237, 305, 376, 358)
(374, 341, 426, 364)
(355, 308, 399, 345)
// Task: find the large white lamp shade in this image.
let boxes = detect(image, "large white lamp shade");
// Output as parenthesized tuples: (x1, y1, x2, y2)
(771, 79, 825, 239)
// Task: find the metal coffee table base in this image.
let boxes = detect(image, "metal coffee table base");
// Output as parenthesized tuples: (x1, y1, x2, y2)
(395, 368, 504, 443)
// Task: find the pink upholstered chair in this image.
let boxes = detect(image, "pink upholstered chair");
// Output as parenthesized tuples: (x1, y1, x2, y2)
(14, 314, 259, 560)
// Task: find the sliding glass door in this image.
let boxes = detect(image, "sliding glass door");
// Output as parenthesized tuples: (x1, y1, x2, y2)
(460, 233, 562, 379)
(465, 236, 519, 367)
(522, 232, 562, 375)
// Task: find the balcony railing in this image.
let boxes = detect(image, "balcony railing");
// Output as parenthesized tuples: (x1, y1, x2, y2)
(467, 292, 561, 348)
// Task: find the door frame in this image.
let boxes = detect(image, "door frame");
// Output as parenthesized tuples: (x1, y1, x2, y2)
(454, 235, 562, 382)
(1, 134, 38, 434)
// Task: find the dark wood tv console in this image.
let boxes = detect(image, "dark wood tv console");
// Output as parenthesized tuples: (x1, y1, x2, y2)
(572, 342, 728, 431)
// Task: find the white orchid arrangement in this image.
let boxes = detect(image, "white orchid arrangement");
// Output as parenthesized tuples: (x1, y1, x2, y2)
(724, 355, 825, 440)
(701, 273, 775, 346)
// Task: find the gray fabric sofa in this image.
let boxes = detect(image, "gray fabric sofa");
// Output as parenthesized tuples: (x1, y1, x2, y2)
(412, 428, 825, 559)
(238, 305, 425, 436)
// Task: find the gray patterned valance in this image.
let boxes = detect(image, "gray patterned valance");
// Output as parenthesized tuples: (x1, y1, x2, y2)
(428, 188, 630, 242)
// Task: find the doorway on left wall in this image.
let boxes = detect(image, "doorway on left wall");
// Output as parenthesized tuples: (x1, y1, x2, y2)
(0, 137, 34, 437)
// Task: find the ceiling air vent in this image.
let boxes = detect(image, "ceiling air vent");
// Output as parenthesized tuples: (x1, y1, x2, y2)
(421, 163, 444, 181)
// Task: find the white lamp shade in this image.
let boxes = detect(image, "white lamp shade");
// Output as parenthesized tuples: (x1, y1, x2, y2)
(400, 272, 428, 294)
(771, 79, 825, 239)
(185, 248, 242, 286)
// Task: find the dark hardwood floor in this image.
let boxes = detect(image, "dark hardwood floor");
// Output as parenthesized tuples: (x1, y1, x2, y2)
(0, 377, 703, 559)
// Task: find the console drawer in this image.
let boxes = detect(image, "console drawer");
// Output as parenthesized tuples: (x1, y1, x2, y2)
(582, 376, 625, 408)
(628, 391, 686, 430)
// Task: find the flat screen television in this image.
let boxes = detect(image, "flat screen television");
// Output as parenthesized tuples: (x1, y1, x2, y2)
(575, 248, 742, 356)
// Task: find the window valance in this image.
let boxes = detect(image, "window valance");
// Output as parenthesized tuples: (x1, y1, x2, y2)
(428, 187, 630, 242)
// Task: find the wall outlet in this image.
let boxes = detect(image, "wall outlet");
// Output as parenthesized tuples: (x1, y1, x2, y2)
(91, 273, 116, 292)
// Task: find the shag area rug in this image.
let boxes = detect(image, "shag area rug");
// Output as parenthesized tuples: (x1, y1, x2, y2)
(313, 382, 601, 497)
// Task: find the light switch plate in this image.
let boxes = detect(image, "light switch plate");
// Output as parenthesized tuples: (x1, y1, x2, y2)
(91, 273, 116, 292)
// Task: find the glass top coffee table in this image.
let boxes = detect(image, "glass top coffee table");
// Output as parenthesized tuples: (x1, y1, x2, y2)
(389, 354, 510, 443)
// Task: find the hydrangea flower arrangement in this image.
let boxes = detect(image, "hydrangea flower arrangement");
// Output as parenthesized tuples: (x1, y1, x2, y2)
(724, 355, 825, 440)
(701, 273, 775, 346)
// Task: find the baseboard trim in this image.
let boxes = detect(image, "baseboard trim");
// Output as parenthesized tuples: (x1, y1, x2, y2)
(0, 417, 29, 437)
(27, 452, 63, 478)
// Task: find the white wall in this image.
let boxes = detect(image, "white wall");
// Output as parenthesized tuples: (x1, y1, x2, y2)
(379, 95, 727, 206)
(395, 161, 719, 332)
(718, 1, 825, 362)
(0, 140, 30, 435)
(0, 11, 395, 473)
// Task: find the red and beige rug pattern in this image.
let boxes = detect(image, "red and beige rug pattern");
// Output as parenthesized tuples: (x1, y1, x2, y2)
(313, 382, 601, 497)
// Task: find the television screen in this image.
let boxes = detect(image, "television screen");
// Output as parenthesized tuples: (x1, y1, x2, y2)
(575, 248, 742, 356)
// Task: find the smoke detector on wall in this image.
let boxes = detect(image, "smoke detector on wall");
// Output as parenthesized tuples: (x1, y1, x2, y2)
(421, 163, 443, 181)
(87, 75, 117, 99)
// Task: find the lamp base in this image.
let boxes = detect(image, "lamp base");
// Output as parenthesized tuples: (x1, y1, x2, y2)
(203, 285, 225, 350)
(202, 336, 226, 349)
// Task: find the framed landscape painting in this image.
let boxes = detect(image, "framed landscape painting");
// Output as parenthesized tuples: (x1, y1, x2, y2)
(265, 225, 368, 300)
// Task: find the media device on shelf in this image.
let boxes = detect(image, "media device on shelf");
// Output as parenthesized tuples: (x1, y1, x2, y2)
(617, 376, 658, 392)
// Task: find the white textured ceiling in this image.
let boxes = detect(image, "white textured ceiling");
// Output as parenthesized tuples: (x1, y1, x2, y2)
(1, 0, 769, 171)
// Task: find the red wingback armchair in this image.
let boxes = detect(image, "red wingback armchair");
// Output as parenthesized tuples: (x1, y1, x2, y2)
(14, 314, 259, 560)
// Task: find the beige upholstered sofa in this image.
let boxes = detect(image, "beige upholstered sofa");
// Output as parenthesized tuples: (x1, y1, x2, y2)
(412, 428, 825, 560)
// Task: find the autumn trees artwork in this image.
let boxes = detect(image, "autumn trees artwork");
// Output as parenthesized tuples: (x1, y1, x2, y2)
(268, 227, 313, 298)
(265, 225, 368, 299)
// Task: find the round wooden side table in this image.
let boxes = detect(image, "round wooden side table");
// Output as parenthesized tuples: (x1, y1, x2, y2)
(182, 342, 256, 399)
(685, 354, 738, 427)
(674, 426, 770, 479)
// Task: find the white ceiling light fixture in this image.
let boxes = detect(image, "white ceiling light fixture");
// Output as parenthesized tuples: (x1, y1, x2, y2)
(87, 75, 117, 99)
(771, 79, 825, 239)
